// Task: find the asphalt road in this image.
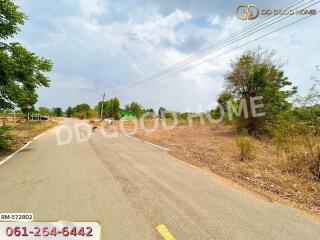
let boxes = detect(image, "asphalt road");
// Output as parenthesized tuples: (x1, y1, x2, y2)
(0, 119, 320, 240)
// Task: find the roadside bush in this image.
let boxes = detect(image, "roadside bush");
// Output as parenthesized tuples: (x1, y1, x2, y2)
(236, 136, 256, 161)
(282, 134, 320, 181)
(75, 112, 85, 120)
(292, 105, 320, 134)
(267, 111, 320, 181)
(266, 112, 298, 151)
(0, 125, 12, 149)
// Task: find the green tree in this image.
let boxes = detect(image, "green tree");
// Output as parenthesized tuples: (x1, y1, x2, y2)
(0, 125, 12, 149)
(211, 91, 234, 120)
(0, 0, 26, 39)
(145, 108, 155, 118)
(52, 107, 63, 117)
(96, 97, 120, 120)
(106, 98, 120, 120)
(0, 0, 52, 148)
(0, 0, 52, 113)
(66, 107, 74, 118)
(125, 101, 144, 118)
(217, 91, 234, 110)
(146, 108, 154, 113)
(74, 103, 92, 119)
(38, 107, 50, 116)
(224, 48, 297, 134)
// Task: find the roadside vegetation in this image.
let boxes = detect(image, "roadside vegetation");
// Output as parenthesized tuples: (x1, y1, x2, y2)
(216, 48, 320, 183)
(236, 136, 256, 162)
(0, 0, 55, 155)
(66, 99, 156, 121)
(0, 119, 58, 158)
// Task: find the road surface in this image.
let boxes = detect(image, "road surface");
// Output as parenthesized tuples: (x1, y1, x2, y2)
(0, 119, 319, 240)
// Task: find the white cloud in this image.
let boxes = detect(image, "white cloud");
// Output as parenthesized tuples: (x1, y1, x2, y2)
(49, 73, 94, 91)
(79, 0, 107, 17)
(14, 0, 320, 111)
(208, 15, 220, 25)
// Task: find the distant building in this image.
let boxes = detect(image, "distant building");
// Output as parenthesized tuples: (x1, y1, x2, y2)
(120, 110, 135, 119)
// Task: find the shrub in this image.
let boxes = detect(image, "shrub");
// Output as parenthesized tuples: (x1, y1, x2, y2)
(316, 147, 320, 180)
(267, 111, 320, 181)
(266, 112, 299, 151)
(282, 135, 320, 181)
(236, 136, 256, 161)
(0, 125, 13, 149)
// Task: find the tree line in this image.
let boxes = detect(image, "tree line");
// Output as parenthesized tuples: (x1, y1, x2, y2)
(64, 100, 159, 120)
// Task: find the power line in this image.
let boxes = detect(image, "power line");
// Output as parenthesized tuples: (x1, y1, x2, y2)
(114, 0, 317, 92)
(112, 1, 319, 93)
(133, 14, 318, 90)
(121, 0, 304, 82)
(147, 0, 310, 76)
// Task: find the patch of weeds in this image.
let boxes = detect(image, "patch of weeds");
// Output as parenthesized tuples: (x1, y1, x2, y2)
(0, 125, 13, 149)
(236, 136, 256, 161)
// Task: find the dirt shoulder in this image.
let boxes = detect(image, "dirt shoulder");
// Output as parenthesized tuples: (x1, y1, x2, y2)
(0, 119, 60, 160)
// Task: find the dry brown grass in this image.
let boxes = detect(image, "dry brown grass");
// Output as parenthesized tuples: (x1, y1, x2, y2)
(236, 136, 256, 161)
(0, 119, 59, 159)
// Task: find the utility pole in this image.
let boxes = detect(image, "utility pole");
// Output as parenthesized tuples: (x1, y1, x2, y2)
(100, 93, 105, 122)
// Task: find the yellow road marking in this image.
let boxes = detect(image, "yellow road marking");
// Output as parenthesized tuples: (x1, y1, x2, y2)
(156, 224, 176, 240)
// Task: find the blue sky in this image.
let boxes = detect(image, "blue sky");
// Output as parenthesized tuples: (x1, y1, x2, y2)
(11, 0, 320, 111)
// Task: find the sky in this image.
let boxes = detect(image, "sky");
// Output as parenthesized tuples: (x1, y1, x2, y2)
(11, 0, 320, 112)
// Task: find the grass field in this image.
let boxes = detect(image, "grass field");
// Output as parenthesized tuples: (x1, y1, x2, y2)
(0, 119, 59, 159)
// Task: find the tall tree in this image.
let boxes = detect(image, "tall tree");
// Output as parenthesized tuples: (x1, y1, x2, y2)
(52, 107, 63, 117)
(0, 0, 26, 39)
(211, 92, 234, 120)
(74, 103, 92, 119)
(96, 98, 120, 120)
(0, 0, 52, 113)
(224, 48, 297, 134)
(38, 107, 50, 116)
(66, 107, 74, 118)
(125, 101, 144, 118)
